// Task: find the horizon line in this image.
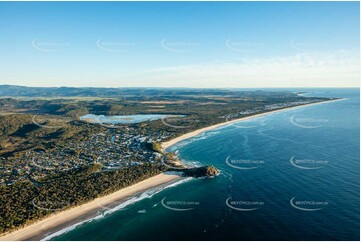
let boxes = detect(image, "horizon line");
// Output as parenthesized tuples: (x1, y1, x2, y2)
(0, 84, 359, 89)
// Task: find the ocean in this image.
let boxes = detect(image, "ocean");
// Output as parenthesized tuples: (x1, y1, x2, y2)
(52, 88, 359, 241)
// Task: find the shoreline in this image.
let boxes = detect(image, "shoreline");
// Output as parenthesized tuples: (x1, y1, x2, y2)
(0, 98, 340, 241)
(162, 99, 341, 150)
(0, 173, 182, 241)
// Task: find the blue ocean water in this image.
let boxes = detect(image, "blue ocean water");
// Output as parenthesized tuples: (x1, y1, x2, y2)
(53, 88, 359, 241)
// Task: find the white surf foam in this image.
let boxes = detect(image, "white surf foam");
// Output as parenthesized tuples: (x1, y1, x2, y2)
(42, 176, 194, 240)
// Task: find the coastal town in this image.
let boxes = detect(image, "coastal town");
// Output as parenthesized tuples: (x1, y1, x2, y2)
(0, 98, 330, 186)
(0, 125, 176, 186)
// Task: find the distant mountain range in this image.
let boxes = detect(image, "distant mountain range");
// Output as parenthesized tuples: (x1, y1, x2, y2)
(0, 85, 296, 98)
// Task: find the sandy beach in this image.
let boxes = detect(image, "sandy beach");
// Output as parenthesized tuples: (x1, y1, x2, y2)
(162, 99, 341, 150)
(0, 173, 181, 241)
(0, 99, 340, 241)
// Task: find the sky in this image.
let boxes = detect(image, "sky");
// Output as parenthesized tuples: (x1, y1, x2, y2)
(0, 1, 359, 88)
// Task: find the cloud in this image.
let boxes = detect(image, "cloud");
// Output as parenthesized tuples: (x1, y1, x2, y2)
(117, 49, 360, 88)
(3, 49, 358, 88)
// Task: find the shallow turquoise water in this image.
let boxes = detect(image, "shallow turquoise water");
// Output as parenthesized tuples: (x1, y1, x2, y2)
(53, 88, 359, 241)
